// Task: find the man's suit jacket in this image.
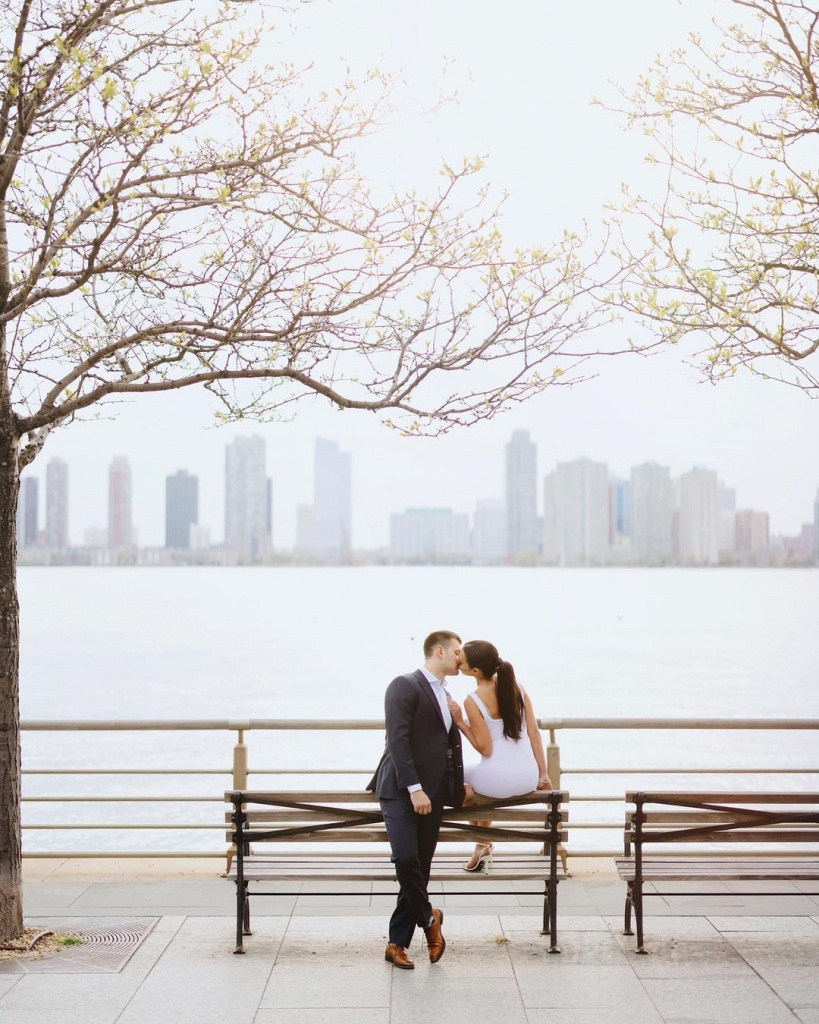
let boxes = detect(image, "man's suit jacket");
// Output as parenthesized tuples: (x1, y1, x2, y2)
(367, 669, 465, 808)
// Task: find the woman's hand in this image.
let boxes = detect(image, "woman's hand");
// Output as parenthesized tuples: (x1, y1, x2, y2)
(536, 773, 553, 790)
(447, 698, 465, 727)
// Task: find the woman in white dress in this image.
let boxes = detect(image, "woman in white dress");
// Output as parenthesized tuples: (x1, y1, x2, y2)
(447, 640, 551, 872)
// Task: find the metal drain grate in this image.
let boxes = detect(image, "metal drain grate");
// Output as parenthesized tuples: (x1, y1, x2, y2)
(0, 917, 158, 975)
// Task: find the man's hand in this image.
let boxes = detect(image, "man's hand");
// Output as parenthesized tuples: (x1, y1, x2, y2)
(411, 789, 432, 815)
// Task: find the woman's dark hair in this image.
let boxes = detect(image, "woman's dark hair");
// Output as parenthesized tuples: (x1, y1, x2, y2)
(461, 640, 524, 740)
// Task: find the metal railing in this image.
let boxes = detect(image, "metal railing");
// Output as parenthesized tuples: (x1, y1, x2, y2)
(20, 718, 819, 860)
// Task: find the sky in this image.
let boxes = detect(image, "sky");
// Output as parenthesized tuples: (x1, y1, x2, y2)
(21, 0, 819, 548)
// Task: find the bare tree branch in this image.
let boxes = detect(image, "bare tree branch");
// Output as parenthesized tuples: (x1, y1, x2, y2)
(602, 0, 819, 394)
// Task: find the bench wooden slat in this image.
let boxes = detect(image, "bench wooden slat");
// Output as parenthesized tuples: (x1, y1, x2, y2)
(625, 791, 819, 803)
(227, 789, 557, 805)
(632, 830, 819, 843)
(616, 857, 819, 881)
(228, 807, 565, 824)
(627, 812, 797, 825)
(228, 851, 567, 883)
(226, 827, 567, 843)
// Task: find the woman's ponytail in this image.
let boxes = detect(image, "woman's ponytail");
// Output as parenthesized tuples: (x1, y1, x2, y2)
(496, 659, 524, 740)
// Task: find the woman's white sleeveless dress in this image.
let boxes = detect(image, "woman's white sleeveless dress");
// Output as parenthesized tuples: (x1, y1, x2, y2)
(462, 692, 539, 798)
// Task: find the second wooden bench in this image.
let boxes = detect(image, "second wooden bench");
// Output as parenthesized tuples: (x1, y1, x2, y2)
(615, 791, 819, 952)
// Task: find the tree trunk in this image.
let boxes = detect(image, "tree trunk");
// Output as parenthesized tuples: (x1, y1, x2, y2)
(0, 406, 22, 942)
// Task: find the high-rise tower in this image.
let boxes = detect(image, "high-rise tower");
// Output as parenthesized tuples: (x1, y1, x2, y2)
(165, 470, 198, 549)
(543, 458, 610, 565)
(678, 467, 719, 565)
(630, 462, 673, 565)
(312, 439, 351, 562)
(16, 476, 39, 548)
(108, 456, 133, 550)
(505, 430, 538, 561)
(224, 436, 271, 562)
(45, 458, 69, 549)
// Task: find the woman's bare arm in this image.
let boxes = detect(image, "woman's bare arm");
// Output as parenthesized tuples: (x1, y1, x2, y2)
(449, 694, 492, 756)
(522, 689, 551, 788)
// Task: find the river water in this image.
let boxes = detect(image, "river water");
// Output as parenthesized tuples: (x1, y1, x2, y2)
(17, 566, 819, 852)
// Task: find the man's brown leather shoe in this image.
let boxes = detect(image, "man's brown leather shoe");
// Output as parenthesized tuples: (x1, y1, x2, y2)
(384, 943, 414, 969)
(424, 908, 446, 963)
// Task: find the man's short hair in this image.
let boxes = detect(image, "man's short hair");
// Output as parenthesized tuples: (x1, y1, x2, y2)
(423, 630, 461, 658)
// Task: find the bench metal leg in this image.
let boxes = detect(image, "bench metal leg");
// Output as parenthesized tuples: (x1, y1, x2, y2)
(540, 880, 561, 952)
(623, 881, 634, 936)
(234, 881, 248, 954)
(547, 877, 560, 953)
(634, 879, 646, 954)
(243, 888, 252, 936)
(542, 796, 561, 953)
(541, 885, 550, 936)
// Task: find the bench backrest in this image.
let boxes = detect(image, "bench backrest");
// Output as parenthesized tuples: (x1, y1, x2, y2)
(624, 791, 819, 853)
(226, 789, 568, 847)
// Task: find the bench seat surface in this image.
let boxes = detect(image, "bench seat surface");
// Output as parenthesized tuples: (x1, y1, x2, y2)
(229, 851, 567, 883)
(615, 856, 819, 882)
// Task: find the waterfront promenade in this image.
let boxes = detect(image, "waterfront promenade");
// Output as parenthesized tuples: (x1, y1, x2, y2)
(4, 857, 818, 1023)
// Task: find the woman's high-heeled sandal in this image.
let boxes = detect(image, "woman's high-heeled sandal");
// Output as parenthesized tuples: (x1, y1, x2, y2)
(462, 842, 494, 873)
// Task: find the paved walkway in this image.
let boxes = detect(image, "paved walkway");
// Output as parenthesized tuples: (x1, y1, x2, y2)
(3, 858, 818, 1023)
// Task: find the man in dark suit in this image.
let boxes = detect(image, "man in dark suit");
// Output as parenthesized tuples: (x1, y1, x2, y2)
(367, 630, 465, 970)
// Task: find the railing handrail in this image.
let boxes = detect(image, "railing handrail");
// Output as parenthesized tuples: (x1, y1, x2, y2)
(20, 717, 819, 731)
(19, 717, 819, 859)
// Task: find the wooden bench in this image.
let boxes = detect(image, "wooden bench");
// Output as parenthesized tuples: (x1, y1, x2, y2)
(226, 788, 568, 954)
(614, 791, 819, 953)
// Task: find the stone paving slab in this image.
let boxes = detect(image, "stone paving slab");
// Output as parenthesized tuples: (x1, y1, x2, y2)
(6, 860, 819, 1024)
(640, 975, 800, 1024)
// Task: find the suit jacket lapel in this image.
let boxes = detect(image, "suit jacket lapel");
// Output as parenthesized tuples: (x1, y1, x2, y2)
(415, 669, 446, 729)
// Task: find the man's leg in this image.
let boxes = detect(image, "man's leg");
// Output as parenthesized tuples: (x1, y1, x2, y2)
(416, 786, 445, 891)
(416, 787, 446, 961)
(381, 794, 442, 948)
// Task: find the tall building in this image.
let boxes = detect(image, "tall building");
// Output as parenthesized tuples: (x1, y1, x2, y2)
(295, 503, 315, 557)
(165, 470, 198, 549)
(543, 458, 610, 565)
(814, 489, 819, 563)
(505, 430, 538, 561)
(224, 436, 271, 562)
(630, 462, 673, 565)
(16, 476, 39, 548)
(609, 478, 631, 546)
(45, 458, 69, 549)
(108, 456, 133, 550)
(718, 484, 737, 558)
(678, 467, 719, 565)
(735, 510, 770, 561)
(390, 508, 470, 562)
(311, 439, 351, 562)
(472, 499, 506, 563)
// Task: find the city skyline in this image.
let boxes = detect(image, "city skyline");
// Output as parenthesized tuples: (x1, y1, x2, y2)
(18, 431, 819, 565)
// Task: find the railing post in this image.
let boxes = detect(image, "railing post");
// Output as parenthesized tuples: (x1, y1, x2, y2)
(232, 726, 249, 790)
(546, 727, 569, 875)
(226, 721, 250, 873)
(546, 727, 561, 790)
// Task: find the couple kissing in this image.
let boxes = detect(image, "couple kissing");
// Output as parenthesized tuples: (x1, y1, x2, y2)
(367, 629, 551, 970)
